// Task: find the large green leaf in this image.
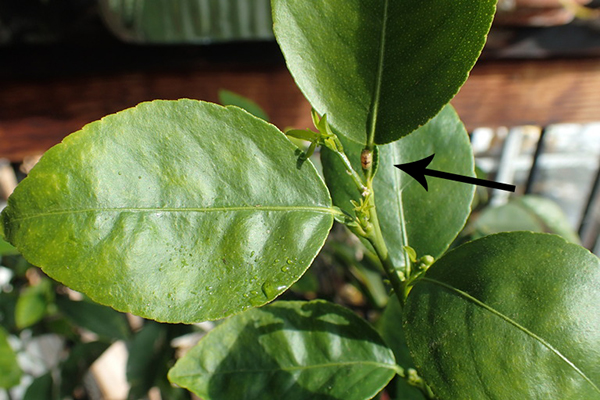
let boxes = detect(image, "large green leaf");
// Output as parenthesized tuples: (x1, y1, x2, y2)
(168, 300, 398, 400)
(1, 100, 335, 323)
(404, 232, 600, 399)
(272, 0, 496, 144)
(0, 326, 21, 388)
(322, 105, 474, 268)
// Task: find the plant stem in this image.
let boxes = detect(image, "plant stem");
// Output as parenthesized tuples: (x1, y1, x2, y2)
(364, 191, 406, 306)
(321, 128, 406, 304)
(331, 149, 368, 195)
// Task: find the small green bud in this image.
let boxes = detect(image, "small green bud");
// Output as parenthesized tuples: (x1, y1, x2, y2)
(418, 255, 435, 270)
(403, 246, 418, 263)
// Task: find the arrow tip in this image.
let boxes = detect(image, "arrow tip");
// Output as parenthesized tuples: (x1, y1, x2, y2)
(394, 154, 435, 191)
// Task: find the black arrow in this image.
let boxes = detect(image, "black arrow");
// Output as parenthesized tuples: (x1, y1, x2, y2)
(394, 154, 515, 192)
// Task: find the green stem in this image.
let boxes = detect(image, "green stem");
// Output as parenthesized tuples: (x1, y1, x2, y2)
(406, 368, 437, 399)
(331, 148, 368, 196)
(318, 120, 406, 304)
(364, 192, 406, 305)
(394, 365, 437, 399)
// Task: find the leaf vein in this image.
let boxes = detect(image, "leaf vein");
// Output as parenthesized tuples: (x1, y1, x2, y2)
(391, 145, 411, 272)
(366, 0, 389, 146)
(7, 206, 340, 223)
(177, 360, 396, 378)
(421, 277, 600, 394)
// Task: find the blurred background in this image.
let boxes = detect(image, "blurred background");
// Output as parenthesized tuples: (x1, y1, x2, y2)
(1, 1, 600, 399)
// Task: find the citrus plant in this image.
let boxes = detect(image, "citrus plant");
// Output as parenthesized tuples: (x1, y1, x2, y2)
(2, 1, 600, 399)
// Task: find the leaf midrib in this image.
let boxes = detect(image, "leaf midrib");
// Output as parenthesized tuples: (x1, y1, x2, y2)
(390, 145, 411, 270)
(176, 360, 399, 378)
(422, 277, 600, 394)
(366, 0, 389, 145)
(7, 206, 339, 223)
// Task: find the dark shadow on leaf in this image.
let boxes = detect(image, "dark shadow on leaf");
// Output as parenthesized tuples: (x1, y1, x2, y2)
(208, 321, 338, 400)
(295, 148, 307, 169)
(256, 301, 387, 347)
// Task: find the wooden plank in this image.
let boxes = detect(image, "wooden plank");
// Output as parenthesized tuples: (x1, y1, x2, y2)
(2, 57, 600, 161)
(0, 65, 313, 162)
(453, 57, 600, 131)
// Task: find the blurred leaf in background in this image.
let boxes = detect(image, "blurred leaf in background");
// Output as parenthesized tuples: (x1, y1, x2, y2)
(0, 325, 21, 389)
(127, 321, 193, 400)
(100, 0, 274, 43)
(466, 195, 581, 243)
(219, 89, 270, 121)
(0, 237, 18, 256)
(22, 372, 53, 400)
(15, 278, 53, 329)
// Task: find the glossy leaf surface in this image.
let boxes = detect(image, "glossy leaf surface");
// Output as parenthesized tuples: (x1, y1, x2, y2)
(273, 0, 496, 144)
(1, 100, 334, 323)
(322, 105, 474, 267)
(404, 232, 600, 399)
(0, 326, 21, 388)
(168, 300, 398, 400)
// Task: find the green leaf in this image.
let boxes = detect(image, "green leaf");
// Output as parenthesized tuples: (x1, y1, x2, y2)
(0, 237, 18, 256)
(379, 296, 417, 374)
(272, 0, 496, 145)
(15, 280, 52, 329)
(1, 100, 334, 323)
(0, 325, 21, 388)
(0, 291, 18, 331)
(56, 296, 131, 341)
(15, 287, 47, 329)
(219, 90, 270, 122)
(322, 105, 474, 267)
(100, 0, 274, 43)
(518, 196, 580, 243)
(377, 296, 425, 400)
(404, 232, 600, 399)
(168, 300, 398, 400)
(127, 322, 167, 399)
(126, 321, 191, 400)
(472, 195, 580, 244)
(23, 372, 54, 400)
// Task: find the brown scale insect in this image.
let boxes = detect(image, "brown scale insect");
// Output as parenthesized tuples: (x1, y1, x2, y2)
(361, 149, 373, 170)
